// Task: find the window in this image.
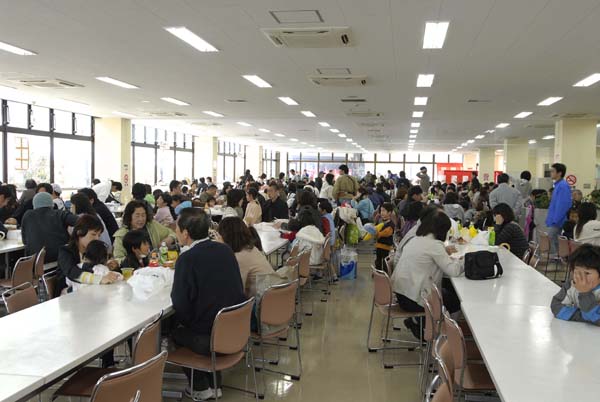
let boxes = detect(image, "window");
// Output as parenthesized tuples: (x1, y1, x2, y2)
(134, 147, 155, 185)
(75, 114, 91, 136)
(176, 151, 193, 180)
(7, 101, 28, 128)
(419, 152, 434, 162)
(390, 152, 404, 162)
(54, 138, 92, 188)
(157, 148, 174, 184)
(31, 106, 49, 131)
(7, 134, 50, 185)
(435, 153, 449, 163)
(185, 134, 193, 150)
(449, 153, 463, 163)
(176, 133, 185, 148)
(53, 110, 72, 134)
(405, 152, 419, 163)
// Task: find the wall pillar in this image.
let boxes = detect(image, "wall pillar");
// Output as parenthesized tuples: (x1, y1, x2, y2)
(478, 147, 495, 183)
(503, 138, 529, 180)
(554, 119, 597, 194)
(95, 118, 131, 202)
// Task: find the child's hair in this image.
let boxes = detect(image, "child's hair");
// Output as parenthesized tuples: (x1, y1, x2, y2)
(206, 196, 216, 205)
(318, 198, 333, 213)
(569, 244, 600, 274)
(122, 230, 151, 256)
(381, 202, 394, 213)
(83, 240, 108, 266)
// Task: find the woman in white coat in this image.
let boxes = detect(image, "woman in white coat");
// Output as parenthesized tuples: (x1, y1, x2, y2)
(319, 173, 335, 201)
(574, 202, 600, 246)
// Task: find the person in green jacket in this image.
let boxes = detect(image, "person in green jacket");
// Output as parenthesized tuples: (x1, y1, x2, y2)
(113, 200, 176, 263)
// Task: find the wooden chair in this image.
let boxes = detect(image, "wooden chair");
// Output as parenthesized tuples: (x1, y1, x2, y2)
(2, 282, 39, 314)
(556, 236, 571, 281)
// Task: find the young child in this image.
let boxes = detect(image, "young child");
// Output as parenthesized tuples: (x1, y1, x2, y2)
(67, 240, 114, 291)
(375, 203, 395, 270)
(551, 244, 600, 325)
(121, 230, 151, 270)
(562, 207, 578, 240)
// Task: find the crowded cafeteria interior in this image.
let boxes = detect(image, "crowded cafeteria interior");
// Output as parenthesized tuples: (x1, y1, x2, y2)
(1, 1, 600, 401)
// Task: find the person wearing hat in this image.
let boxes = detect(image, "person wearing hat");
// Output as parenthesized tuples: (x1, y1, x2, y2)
(21, 192, 79, 263)
(51, 183, 65, 210)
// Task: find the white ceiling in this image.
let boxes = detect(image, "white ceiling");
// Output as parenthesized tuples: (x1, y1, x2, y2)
(1, 0, 600, 153)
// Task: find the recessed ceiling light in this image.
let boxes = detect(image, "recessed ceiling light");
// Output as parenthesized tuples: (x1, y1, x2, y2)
(414, 97, 428, 106)
(309, 144, 315, 147)
(346, 139, 352, 142)
(496, 123, 510, 128)
(457, 146, 463, 149)
(0, 40, 36, 56)
(203, 111, 224, 117)
(423, 21, 450, 49)
(573, 73, 600, 87)
(352, 143, 358, 145)
(528, 139, 537, 144)
(538, 97, 563, 106)
(141, 100, 150, 103)
(410, 129, 419, 134)
(412, 111, 424, 118)
(330, 129, 340, 133)
(96, 76, 138, 89)
(258, 128, 270, 133)
(409, 135, 417, 138)
(290, 138, 299, 142)
(514, 111, 532, 119)
(164, 27, 218, 52)
(451, 149, 457, 152)
(467, 140, 475, 144)
(416, 74, 435, 87)
(461, 142, 468, 146)
(542, 135, 555, 140)
(113, 111, 136, 118)
(485, 129, 495, 133)
(409, 139, 416, 143)
(242, 75, 272, 88)
(301, 142, 307, 145)
(475, 135, 485, 139)
(318, 122, 330, 127)
(274, 133, 285, 137)
(161, 97, 190, 106)
(278, 96, 299, 106)
(338, 134, 346, 138)
(411, 122, 421, 128)
(237, 121, 252, 127)
(301, 110, 316, 117)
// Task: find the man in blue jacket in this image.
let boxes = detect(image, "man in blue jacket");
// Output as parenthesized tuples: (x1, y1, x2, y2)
(546, 163, 572, 256)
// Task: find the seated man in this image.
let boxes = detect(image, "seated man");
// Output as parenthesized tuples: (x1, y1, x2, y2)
(262, 182, 288, 222)
(170, 208, 245, 400)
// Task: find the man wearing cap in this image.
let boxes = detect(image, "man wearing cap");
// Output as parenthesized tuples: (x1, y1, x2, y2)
(21, 192, 79, 263)
(51, 183, 65, 210)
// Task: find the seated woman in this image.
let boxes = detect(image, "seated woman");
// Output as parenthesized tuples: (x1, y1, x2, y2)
(243, 187, 262, 226)
(574, 202, 600, 246)
(443, 191, 465, 225)
(112, 200, 176, 263)
(280, 189, 323, 233)
(222, 189, 245, 219)
(492, 203, 529, 258)
(217, 217, 276, 297)
(70, 193, 112, 251)
(351, 187, 375, 223)
(391, 209, 463, 338)
(154, 193, 176, 226)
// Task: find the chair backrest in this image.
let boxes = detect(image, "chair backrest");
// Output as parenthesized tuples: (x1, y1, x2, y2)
(132, 311, 163, 365)
(423, 297, 435, 342)
(442, 310, 466, 383)
(34, 247, 46, 279)
(297, 250, 311, 279)
(42, 270, 58, 300)
(211, 297, 255, 355)
(372, 268, 393, 306)
(528, 241, 539, 256)
(2, 282, 39, 314)
(538, 231, 550, 253)
(558, 236, 570, 258)
(522, 248, 531, 264)
(430, 283, 443, 325)
(259, 280, 298, 329)
(383, 255, 393, 275)
(529, 255, 540, 269)
(499, 243, 511, 251)
(11, 255, 35, 288)
(89, 351, 167, 402)
(322, 234, 332, 262)
(431, 338, 454, 402)
(568, 240, 582, 255)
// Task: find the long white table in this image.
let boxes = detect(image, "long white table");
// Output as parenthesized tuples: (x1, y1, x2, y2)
(0, 375, 44, 402)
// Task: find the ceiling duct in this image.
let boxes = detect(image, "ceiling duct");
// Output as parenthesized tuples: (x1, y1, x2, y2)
(346, 110, 383, 118)
(191, 121, 222, 127)
(309, 75, 367, 87)
(262, 27, 353, 48)
(525, 123, 555, 129)
(143, 111, 187, 117)
(9, 78, 84, 89)
(356, 122, 385, 128)
(551, 113, 589, 119)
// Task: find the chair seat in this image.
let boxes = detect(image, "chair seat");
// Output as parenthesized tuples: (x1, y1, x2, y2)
(55, 367, 118, 397)
(460, 364, 495, 390)
(299, 277, 308, 286)
(251, 326, 289, 340)
(167, 347, 244, 372)
(376, 304, 425, 319)
(0, 278, 12, 288)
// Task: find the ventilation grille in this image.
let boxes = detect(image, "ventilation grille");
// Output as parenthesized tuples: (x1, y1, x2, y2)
(309, 75, 366, 87)
(346, 110, 383, 118)
(269, 10, 324, 24)
(192, 122, 222, 127)
(316, 67, 352, 75)
(525, 123, 554, 129)
(551, 113, 589, 119)
(10, 78, 84, 89)
(226, 99, 248, 103)
(467, 99, 491, 103)
(143, 111, 187, 117)
(356, 122, 385, 128)
(262, 27, 353, 48)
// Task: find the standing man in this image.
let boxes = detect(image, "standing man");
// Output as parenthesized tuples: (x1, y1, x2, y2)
(416, 166, 431, 194)
(546, 163, 572, 256)
(471, 171, 480, 191)
(490, 173, 522, 217)
(396, 171, 411, 189)
(332, 164, 359, 204)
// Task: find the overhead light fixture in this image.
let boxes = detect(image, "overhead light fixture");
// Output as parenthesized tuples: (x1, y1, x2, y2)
(0, 40, 36, 56)
(309, 144, 315, 147)
(485, 129, 495, 133)
(457, 146, 463, 149)
(318, 122, 330, 127)
(467, 140, 475, 144)
(165, 26, 218, 52)
(514, 111, 533, 119)
(423, 21, 450, 49)
(113, 111, 136, 118)
(301, 142, 307, 145)
(278, 96, 299, 106)
(203, 111, 223, 117)
(573, 73, 600, 87)
(475, 135, 485, 139)
(528, 139, 537, 144)
(409, 139, 416, 143)
(346, 139, 353, 142)
(161, 97, 190, 106)
(274, 133, 285, 137)
(330, 129, 340, 133)
(352, 143, 358, 145)
(412, 111, 424, 118)
(410, 129, 419, 134)
(237, 121, 252, 127)
(538, 97, 563, 106)
(96, 76, 139, 89)
(461, 142, 468, 146)
(416, 74, 435, 87)
(451, 149, 457, 152)
(301, 111, 316, 117)
(141, 100, 150, 103)
(338, 134, 346, 138)
(496, 149, 504, 153)
(290, 138, 299, 142)
(411, 122, 421, 128)
(242, 75, 272, 88)
(258, 128, 270, 133)
(496, 123, 510, 128)
(542, 135, 555, 140)
(414, 97, 428, 106)
(409, 134, 417, 139)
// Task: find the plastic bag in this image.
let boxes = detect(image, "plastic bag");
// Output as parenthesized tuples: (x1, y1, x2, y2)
(127, 267, 174, 300)
(339, 246, 358, 280)
(346, 223, 360, 245)
(471, 230, 490, 246)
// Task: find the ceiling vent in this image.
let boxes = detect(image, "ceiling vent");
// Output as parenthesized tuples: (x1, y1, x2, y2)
(346, 110, 383, 118)
(262, 27, 353, 48)
(316, 67, 352, 75)
(10, 78, 84, 89)
(143, 111, 187, 118)
(525, 123, 554, 129)
(192, 121, 222, 127)
(340, 97, 367, 102)
(551, 113, 589, 119)
(467, 99, 491, 103)
(269, 10, 324, 24)
(356, 122, 385, 128)
(225, 99, 248, 103)
(309, 75, 367, 87)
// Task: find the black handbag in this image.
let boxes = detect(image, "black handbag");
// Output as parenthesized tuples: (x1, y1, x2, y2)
(464, 251, 503, 280)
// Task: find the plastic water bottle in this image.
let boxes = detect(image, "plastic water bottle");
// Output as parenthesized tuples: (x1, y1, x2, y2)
(488, 227, 496, 246)
(159, 242, 168, 265)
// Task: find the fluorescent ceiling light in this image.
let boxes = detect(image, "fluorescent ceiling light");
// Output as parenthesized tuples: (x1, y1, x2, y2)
(537, 97, 563, 106)
(542, 135, 555, 140)
(514, 111, 532, 119)
(412, 111, 424, 118)
(237, 121, 252, 127)
(113, 111, 136, 118)
(242, 75, 271, 88)
(410, 129, 419, 134)
(258, 128, 270, 133)
(451, 149, 457, 152)
(573, 73, 600, 87)
(346, 139, 352, 142)
(338, 134, 346, 138)
(318, 122, 330, 127)
(96, 76, 138, 89)
(0, 41, 36, 55)
(409, 135, 417, 139)
(423, 21, 450, 49)
(414, 97, 428, 106)
(301, 111, 316, 117)
(161, 97, 190, 106)
(309, 144, 315, 147)
(528, 139, 537, 144)
(496, 149, 503, 153)
(330, 129, 340, 133)
(411, 122, 421, 128)
(467, 140, 475, 144)
(290, 138, 299, 142)
(352, 143, 358, 145)
(416, 74, 435, 87)
(274, 133, 285, 137)
(203, 110, 223, 117)
(165, 27, 218, 52)
(278, 96, 299, 106)
(496, 123, 510, 128)
(409, 139, 416, 143)
(475, 135, 485, 139)
(141, 100, 150, 103)
(461, 142, 468, 146)
(457, 146, 463, 149)
(301, 142, 307, 145)
(485, 129, 495, 133)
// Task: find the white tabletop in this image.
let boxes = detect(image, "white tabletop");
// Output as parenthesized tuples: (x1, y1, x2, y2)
(462, 303, 600, 402)
(209, 207, 223, 216)
(255, 227, 289, 256)
(0, 239, 25, 254)
(0, 374, 44, 402)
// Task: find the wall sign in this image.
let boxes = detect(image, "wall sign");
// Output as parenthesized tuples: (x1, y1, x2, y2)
(566, 174, 577, 185)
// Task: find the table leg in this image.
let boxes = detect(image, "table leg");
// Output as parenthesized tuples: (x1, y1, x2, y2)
(4, 253, 9, 279)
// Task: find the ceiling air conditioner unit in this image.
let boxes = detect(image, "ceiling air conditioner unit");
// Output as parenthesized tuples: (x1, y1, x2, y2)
(142, 111, 187, 117)
(14, 78, 84, 89)
(261, 27, 353, 48)
(309, 75, 367, 87)
(346, 111, 383, 118)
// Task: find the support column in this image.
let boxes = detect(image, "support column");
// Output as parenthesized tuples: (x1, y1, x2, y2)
(95, 118, 131, 202)
(478, 147, 495, 183)
(554, 119, 597, 194)
(194, 135, 218, 181)
(503, 138, 529, 180)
